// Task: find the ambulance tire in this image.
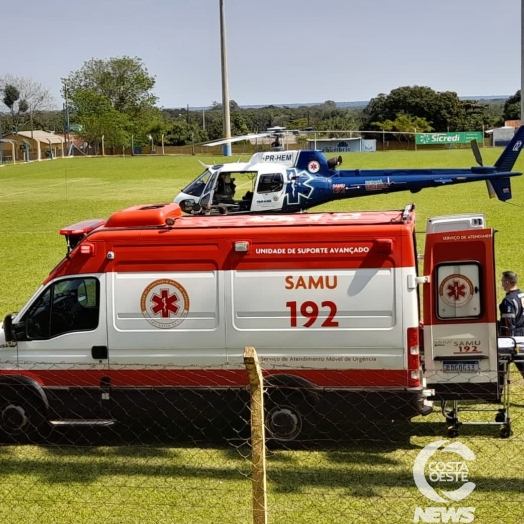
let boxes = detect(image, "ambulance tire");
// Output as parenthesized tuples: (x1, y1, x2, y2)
(265, 391, 305, 442)
(0, 386, 48, 442)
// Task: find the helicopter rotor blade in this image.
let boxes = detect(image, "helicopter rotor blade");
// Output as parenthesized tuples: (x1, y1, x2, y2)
(203, 133, 272, 147)
(470, 139, 483, 166)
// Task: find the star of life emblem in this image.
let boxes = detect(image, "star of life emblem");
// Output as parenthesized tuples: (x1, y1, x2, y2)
(439, 274, 474, 308)
(140, 279, 190, 328)
(307, 160, 320, 173)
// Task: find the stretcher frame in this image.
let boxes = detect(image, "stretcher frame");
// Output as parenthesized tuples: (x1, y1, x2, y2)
(439, 338, 522, 439)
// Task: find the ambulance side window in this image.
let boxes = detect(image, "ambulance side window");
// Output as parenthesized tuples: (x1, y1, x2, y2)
(25, 277, 100, 339)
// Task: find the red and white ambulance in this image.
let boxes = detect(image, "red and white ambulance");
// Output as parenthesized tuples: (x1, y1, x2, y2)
(0, 203, 502, 440)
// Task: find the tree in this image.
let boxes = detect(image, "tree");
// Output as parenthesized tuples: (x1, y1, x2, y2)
(210, 99, 240, 112)
(2, 84, 27, 134)
(72, 88, 130, 149)
(362, 86, 470, 132)
(65, 56, 161, 144)
(503, 90, 520, 121)
(65, 56, 157, 114)
(374, 113, 432, 146)
(0, 75, 55, 134)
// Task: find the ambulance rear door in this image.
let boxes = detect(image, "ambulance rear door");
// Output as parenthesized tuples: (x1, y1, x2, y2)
(422, 216, 498, 399)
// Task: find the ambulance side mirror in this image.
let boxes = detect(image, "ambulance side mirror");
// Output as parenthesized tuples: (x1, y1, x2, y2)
(3, 314, 14, 343)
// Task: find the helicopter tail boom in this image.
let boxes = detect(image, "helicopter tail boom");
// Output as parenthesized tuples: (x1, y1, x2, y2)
(494, 125, 524, 173)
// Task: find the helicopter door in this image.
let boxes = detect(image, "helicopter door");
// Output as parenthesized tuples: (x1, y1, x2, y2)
(250, 172, 286, 212)
(198, 170, 220, 211)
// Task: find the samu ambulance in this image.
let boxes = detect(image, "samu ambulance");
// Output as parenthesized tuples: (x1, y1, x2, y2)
(0, 202, 502, 441)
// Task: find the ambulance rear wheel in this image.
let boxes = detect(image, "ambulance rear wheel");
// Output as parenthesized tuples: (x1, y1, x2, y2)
(265, 389, 306, 442)
(266, 403, 303, 442)
(0, 387, 47, 441)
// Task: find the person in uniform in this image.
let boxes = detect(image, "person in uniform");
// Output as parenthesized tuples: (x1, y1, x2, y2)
(499, 271, 524, 378)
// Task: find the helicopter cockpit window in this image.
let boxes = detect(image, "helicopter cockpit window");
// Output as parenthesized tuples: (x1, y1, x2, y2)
(257, 174, 284, 194)
(180, 170, 212, 197)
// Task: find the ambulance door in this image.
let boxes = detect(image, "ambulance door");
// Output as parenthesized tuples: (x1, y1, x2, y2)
(250, 170, 286, 212)
(14, 274, 109, 419)
(422, 227, 498, 398)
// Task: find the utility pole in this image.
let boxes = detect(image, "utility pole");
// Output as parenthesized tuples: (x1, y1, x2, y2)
(220, 0, 232, 156)
(63, 79, 70, 154)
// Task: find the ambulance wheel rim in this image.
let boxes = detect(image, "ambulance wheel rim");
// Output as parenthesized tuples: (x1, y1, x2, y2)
(1, 404, 28, 434)
(267, 406, 302, 441)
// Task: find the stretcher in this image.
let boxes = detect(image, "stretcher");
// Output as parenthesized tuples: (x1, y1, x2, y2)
(438, 336, 524, 439)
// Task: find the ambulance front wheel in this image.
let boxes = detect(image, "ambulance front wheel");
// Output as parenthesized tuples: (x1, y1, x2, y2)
(0, 388, 47, 441)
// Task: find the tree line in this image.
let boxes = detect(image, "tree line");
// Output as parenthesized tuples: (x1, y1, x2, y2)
(1, 56, 521, 149)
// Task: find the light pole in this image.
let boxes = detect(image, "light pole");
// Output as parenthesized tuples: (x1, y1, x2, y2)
(148, 134, 154, 153)
(220, 0, 232, 156)
(62, 79, 70, 152)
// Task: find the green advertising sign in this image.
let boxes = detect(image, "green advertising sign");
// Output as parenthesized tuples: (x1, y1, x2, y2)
(415, 131, 483, 145)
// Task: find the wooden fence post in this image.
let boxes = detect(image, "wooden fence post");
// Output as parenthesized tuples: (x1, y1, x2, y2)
(244, 346, 268, 524)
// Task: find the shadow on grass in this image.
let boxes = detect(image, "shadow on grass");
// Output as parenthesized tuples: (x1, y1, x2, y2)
(0, 434, 523, 500)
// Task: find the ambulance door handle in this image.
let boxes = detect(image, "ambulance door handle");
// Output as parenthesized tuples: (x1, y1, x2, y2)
(92, 346, 108, 360)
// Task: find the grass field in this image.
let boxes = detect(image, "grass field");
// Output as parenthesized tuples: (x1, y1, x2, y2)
(1, 150, 524, 523)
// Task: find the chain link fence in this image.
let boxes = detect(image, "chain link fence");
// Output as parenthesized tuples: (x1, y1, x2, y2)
(1, 346, 523, 523)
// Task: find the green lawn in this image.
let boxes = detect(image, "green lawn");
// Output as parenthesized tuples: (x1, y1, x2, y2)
(1, 151, 524, 523)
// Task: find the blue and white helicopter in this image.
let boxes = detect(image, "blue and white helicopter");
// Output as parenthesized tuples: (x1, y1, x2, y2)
(174, 126, 524, 215)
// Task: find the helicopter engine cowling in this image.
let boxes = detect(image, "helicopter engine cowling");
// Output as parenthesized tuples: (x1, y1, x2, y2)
(327, 156, 343, 169)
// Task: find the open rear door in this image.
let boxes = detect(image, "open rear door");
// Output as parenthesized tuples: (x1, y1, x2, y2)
(422, 215, 499, 400)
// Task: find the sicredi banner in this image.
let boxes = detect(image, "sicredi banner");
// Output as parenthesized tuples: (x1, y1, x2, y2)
(415, 132, 483, 145)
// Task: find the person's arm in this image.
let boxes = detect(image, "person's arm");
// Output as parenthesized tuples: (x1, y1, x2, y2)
(500, 297, 518, 334)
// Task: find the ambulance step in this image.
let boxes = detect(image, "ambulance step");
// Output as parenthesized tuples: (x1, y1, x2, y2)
(50, 419, 116, 427)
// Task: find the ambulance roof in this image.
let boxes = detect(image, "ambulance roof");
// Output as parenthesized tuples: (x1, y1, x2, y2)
(100, 203, 414, 230)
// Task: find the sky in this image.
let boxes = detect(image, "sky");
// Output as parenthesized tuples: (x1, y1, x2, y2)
(2, 0, 522, 109)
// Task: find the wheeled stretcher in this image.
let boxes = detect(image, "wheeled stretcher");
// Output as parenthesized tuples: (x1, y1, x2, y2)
(437, 337, 524, 438)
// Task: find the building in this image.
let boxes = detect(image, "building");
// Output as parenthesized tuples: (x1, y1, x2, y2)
(0, 130, 66, 162)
